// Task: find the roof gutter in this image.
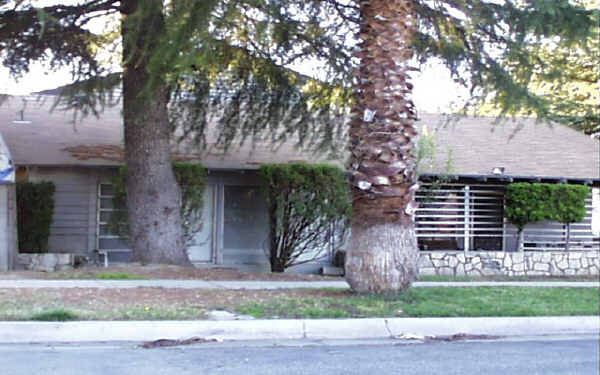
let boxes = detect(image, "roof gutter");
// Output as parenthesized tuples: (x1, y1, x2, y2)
(419, 173, 599, 185)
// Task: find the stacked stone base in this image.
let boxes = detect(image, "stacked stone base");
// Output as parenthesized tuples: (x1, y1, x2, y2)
(16, 253, 75, 272)
(419, 250, 600, 277)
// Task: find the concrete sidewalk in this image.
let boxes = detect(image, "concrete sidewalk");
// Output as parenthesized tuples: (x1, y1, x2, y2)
(0, 279, 598, 289)
(0, 316, 597, 344)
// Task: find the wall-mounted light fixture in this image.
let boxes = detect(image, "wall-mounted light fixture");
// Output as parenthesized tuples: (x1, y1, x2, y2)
(491, 167, 505, 175)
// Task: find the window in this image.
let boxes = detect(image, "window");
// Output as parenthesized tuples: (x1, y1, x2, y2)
(97, 183, 129, 252)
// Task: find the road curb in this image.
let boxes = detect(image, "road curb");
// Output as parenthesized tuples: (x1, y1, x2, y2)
(0, 316, 597, 344)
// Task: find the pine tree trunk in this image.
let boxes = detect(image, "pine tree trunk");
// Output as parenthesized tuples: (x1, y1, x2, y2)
(345, 0, 419, 293)
(121, 1, 189, 265)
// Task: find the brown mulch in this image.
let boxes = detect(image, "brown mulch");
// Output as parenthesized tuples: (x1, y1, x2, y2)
(0, 264, 339, 281)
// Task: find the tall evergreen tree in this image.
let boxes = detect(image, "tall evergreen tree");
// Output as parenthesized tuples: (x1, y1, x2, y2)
(471, 0, 599, 135)
(0, 0, 354, 265)
(119, 0, 188, 264)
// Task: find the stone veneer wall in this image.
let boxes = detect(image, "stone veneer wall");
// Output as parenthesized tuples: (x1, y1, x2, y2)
(16, 253, 74, 272)
(418, 250, 600, 277)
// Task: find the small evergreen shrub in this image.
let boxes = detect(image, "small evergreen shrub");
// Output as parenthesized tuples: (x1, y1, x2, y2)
(259, 163, 351, 272)
(505, 183, 550, 231)
(16, 181, 55, 253)
(550, 184, 589, 224)
(505, 183, 589, 227)
(505, 182, 589, 250)
(30, 309, 79, 321)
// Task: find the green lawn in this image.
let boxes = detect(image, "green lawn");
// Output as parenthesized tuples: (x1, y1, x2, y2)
(235, 287, 600, 319)
(49, 272, 148, 279)
(0, 286, 596, 321)
(418, 275, 598, 282)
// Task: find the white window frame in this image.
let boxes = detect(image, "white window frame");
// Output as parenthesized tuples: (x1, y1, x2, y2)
(96, 183, 130, 253)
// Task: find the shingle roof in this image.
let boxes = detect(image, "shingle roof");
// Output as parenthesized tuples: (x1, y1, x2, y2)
(417, 114, 599, 181)
(0, 95, 333, 169)
(1, 95, 598, 180)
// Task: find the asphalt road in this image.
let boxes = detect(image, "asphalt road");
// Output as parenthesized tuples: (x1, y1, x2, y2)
(2, 337, 598, 375)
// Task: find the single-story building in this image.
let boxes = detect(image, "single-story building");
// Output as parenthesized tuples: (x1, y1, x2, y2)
(1, 94, 598, 275)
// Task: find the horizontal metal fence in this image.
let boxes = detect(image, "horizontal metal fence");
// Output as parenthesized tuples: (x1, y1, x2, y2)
(521, 197, 598, 251)
(415, 182, 600, 252)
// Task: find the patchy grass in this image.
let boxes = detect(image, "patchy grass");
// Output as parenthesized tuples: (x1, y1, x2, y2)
(35, 271, 148, 280)
(0, 265, 336, 281)
(95, 273, 147, 279)
(235, 287, 600, 319)
(30, 309, 79, 321)
(0, 287, 594, 321)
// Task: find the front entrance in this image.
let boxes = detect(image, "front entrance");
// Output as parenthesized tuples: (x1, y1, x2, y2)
(222, 185, 269, 271)
(98, 172, 270, 269)
(186, 173, 270, 271)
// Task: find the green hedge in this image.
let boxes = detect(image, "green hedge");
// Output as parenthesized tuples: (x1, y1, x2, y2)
(16, 181, 55, 253)
(505, 183, 589, 230)
(259, 163, 351, 272)
(110, 162, 206, 244)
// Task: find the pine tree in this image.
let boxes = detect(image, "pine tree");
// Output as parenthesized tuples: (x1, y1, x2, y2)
(471, 0, 599, 135)
(0, 0, 354, 265)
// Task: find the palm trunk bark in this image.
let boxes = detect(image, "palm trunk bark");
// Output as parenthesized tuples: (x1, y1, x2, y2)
(345, 0, 419, 293)
(121, 0, 189, 265)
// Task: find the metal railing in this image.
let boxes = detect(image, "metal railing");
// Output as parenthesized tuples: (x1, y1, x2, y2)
(415, 183, 599, 252)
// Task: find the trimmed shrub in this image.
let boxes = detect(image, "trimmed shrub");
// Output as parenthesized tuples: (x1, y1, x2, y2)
(505, 182, 589, 251)
(259, 163, 351, 272)
(505, 183, 549, 231)
(550, 184, 589, 224)
(16, 181, 55, 253)
(549, 184, 589, 251)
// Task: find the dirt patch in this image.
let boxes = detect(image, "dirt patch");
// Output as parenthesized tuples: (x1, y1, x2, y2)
(0, 288, 346, 321)
(0, 264, 339, 281)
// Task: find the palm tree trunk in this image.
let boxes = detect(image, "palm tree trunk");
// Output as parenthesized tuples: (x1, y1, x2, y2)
(345, 0, 419, 293)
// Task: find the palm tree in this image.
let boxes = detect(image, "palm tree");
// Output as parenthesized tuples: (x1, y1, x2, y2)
(345, 0, 419, 293)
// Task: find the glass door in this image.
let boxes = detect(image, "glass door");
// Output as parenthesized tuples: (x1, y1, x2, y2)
(187, 184, 215, 263)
